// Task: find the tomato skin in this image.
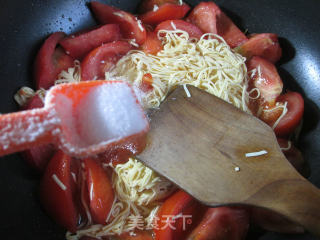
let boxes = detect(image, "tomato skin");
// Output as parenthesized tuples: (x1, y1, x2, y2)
(101, 148, 132, 167)
(81, 41, 132, 81)
(247, 56, 283, 105)
(91, 2, 146, 45)
(274, 92, 304, 137)
(140, 73, 154, 92)
(60, 24, 121, 60)
(186, 2, 248, 48)
(217, 12, 248, 48)
(186, 207, 249, 240)
(235, 33, 282, 63)
(84, 158, 114, 225)
(20, 95, 55, 172)
(186, 2, 220, 34)
(140, 3, 191, 26)
(34, 32, 74, 89)
(21, 143, 56, 172)
(40, 150, 78, 232)
(155, 20, 203, 39)
(154, 190, 197, 240)
(20, 94, 43, 110)
(138, 0, 180, 14)
(140, 31, 163, 55)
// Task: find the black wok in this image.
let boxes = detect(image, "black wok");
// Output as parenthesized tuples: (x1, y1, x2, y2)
(0, 0, 319, 239)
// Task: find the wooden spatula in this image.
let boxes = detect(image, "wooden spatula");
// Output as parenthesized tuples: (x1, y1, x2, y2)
(137, 85, 320, 236)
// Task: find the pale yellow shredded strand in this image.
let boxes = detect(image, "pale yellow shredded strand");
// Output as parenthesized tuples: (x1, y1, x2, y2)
(14, 87, 46, 106)
(55, 60, 81, 84)
(107, 30, 250, 112)
(280, 140, 292, 151)
(67, 159, 172, 239)
(263, 101, 288, 129)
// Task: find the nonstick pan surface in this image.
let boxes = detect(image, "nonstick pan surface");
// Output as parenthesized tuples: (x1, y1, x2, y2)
(0, 0, 319, 239)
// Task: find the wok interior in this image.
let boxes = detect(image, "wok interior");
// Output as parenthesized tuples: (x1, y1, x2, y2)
(0, 0, 319, 239)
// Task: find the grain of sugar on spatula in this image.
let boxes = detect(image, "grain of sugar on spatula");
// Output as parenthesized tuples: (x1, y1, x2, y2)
(0, 80, 149, 158)
(137, 86, 320, 237)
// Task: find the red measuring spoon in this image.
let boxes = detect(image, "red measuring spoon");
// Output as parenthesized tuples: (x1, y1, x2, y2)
(0, 80, 149, 158)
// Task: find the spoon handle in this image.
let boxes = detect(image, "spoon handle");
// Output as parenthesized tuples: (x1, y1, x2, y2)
(247, 177, 320, 236)
(0, 107, 60, 157)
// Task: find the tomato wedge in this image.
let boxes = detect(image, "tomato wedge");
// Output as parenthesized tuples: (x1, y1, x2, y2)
(155, 20, 203, 39)
(21, 143, 55, 172)
(40, 150, 78, 232)
(140, 31, 163, 55)
(274, 92, 304, 137)
(81, 41, 132, 81)
(235, 33, 282, 63)
(83, 158, 114, 225)
(217, 12, 248, 48)
(60, 24, 121, 60)
(247, 56, 283, 105)
(139, 73, 154, 92)
(186, 207, 249, 240)
(140, 3, 191, 26)
(154, 190, 200, 240)
(91, 2, 146, 45)
(186, 2, 248, 48)
(34, 32, 74, 89)
(138, 0, 180, 14)
(21, 95, 55, 172)
(20, 93, 43, 110)
(186, 2, 220, 34)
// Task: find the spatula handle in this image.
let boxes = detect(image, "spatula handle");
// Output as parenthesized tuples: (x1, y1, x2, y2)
(0, 107, 60, 156)
(248, 178, 320, 236)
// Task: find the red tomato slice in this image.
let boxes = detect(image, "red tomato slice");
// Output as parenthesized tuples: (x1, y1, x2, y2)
(101, 148, 132, 167)
(60, 24, 121, 60)
(174, 200, 206, 239)
(20, 94, 43, 110)
(274, 92, 304, 137)
(81, 41, 132, 81)
(155, 20, 203, 39)
(154, 190, 198, 240)
(186, 207, 249, 240)
(20, 95, 55, 172)
(84, 158, 114, 225)
(258, 102, 283, 128)
(138, 0, 180, 14)
(186, 2, 248, 48)
(140, 31, 163, 55)
(40, 150, 78, 232)
(140, 3, 191, 26)
(118, 230, 153, 240)
(91, 2, 146, 45)
(140, 73, 154, 92)
(21, 144, 55, 172)
(34, 32, 74, 89)
(186, 2, 220, 34)
(235, 33, 282, 63)
(247, 56, 283, 105)
(217, 12, 248, 48)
